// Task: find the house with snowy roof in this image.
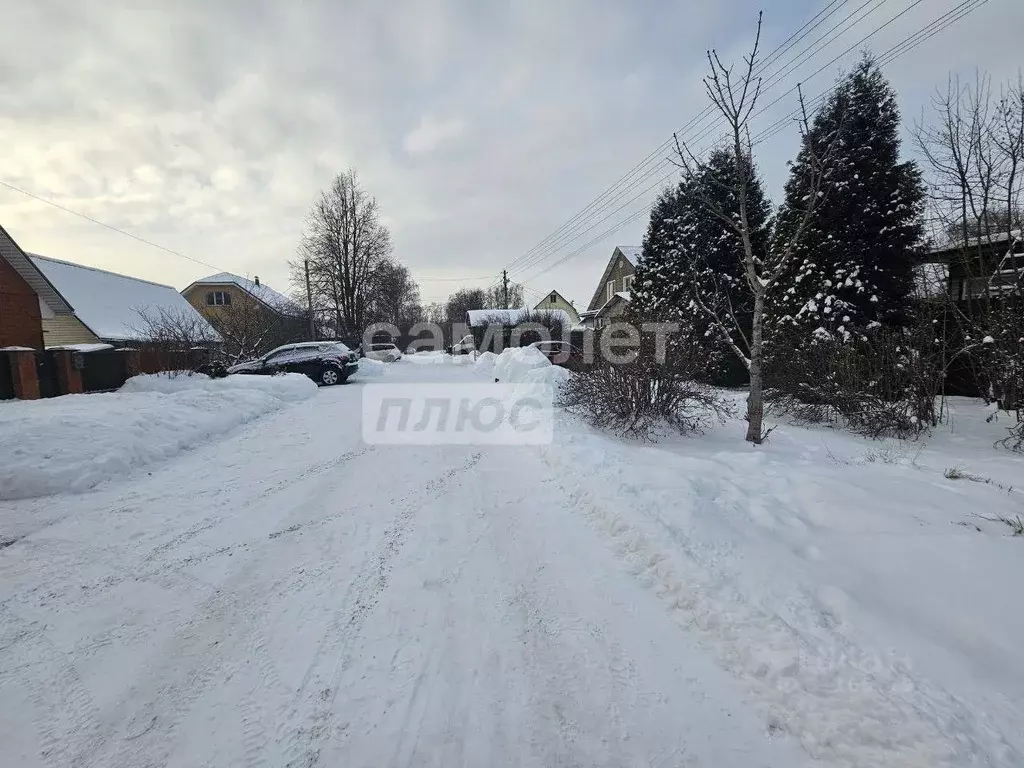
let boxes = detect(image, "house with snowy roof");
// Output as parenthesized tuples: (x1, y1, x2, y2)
(182, 272, 302, 317)
(182, 273, 307, 360)
(579, 246, 638, 328)
(532, 289, 581, 327)
(922, 229, 1023, 302)
(27, 254, 218, 348)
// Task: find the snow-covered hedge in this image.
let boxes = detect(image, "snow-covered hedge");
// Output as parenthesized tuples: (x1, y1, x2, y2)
(0, 372, 317, 500)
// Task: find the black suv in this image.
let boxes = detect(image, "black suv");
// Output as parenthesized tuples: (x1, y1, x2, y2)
(226, 342, 359, 386)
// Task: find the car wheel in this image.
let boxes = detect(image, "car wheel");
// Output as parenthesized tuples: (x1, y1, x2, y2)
(319, 366, 341, 386)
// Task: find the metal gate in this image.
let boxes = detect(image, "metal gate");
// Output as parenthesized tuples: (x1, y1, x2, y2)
(0, 354, 13, 400)
(35, 351, 59, 398)
(81, 349, 131, 393)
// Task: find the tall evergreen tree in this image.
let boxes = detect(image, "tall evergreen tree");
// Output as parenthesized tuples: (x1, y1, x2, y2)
(632, 148, 772, 383)
(769, 55, 925, 343)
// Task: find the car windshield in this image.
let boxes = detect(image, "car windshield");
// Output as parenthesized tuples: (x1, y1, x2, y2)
(371, 344, 394, 350)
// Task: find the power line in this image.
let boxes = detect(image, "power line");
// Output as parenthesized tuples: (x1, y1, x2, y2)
(502, 0, 865, 279)
(416, 274, 493, 281)
(0, 178, 224, 272)
(505, 0, 893, 281)
(518, 0, 990, 286)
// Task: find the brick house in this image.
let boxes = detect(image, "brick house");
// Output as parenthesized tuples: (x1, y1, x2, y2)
(578, 246, 638, 328)
(0, 225, 75, 349)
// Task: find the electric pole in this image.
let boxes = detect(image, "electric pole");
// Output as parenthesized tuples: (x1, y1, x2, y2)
(502, 269, 509, 309)
(304, 258, 316, 341)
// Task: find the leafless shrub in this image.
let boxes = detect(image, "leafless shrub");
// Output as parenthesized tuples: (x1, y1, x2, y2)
(768, 322, 944, 439)
(560, 330, 731, 440)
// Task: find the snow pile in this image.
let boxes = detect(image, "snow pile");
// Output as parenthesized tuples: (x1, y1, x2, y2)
(405, 351, 450, 365)
(490, 346, 570, 404)
(352, 358, 387, 378)
(492, 345, 552, 383)
(473, 351, 499, 373)
(0, 373, 317, 500)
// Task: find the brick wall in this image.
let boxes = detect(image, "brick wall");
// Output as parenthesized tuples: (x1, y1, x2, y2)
(0, 255, 44, 349)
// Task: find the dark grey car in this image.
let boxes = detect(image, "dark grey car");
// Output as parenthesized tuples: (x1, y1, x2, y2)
(226, 342, 359, 386)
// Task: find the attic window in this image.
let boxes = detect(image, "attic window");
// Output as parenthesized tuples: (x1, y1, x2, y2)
(622, 275, 633, 291)
(606, 280, 614, 302)
(206, 290, 231, 306)
(550, 293, 557, 304)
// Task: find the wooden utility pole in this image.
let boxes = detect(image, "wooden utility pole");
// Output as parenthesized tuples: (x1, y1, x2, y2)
(502, 270, 510, 309)
(304, 259, 316, 341)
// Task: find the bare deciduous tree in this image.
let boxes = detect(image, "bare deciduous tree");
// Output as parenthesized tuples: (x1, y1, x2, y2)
(673, 13, 837, 443)
(914, 73, 1024, 434)
(294, 169, 393, 337)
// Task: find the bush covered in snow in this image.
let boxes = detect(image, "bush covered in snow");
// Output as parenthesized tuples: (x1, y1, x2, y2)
(560, 334, 729, 440)
(766, 325, 942, 439)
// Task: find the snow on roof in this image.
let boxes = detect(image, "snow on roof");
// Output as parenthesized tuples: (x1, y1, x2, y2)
(616, 246, 643, 265)
(467, 308, 571, 327)
(928, 228, 1022, 254)
(46, 343, 115, 353)
(189, 272, 300, 314)
(29, 255, 220, 342)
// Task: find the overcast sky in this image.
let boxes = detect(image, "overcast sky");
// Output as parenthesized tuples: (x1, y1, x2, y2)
(2, 0, 1021, 311)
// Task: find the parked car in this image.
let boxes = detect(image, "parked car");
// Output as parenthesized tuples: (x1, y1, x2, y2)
(448, 334, 476, 355)
(226, 342, 358, 386)
(529, 340, 581, 367)
(362, 342, 403, 362)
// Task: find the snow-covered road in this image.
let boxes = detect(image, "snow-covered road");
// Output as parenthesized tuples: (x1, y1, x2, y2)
(2, 358, 1022, 767)
(1, 361, 803, 767)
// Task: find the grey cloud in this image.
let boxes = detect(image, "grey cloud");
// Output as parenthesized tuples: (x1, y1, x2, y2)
(1, 0, 1021, 309)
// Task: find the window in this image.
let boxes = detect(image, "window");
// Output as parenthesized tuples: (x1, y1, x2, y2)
(622, 275, 633, 291)
(205, 290, 231, 306)
(550, 293, 557, 304)
(606, 281, 614, 302)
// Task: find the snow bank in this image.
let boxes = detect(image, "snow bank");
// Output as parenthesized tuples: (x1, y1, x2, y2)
(351, 358, 386, 378)
(492, 346, 551, 383)
(0, 373, 317, 500)
(473, 351, 499, 373)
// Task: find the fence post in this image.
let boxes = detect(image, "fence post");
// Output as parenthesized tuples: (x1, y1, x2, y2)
(4, 350, 40, 400)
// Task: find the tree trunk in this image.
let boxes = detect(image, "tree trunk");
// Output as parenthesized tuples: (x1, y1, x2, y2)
(745, 292, 765, 443)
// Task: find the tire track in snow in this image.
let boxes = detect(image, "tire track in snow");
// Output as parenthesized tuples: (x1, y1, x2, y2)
(1, 605, 104, 768)
(537, 443, 1021, 768)
(279, 451, 482, 768)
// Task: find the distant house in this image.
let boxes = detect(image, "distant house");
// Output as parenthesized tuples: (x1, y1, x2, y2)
(0, 225, 74, 349)
(182, 272, 301, 317)
(182, 272, 307, 360)
(920, 230, 1023, 302)
(532, 289, 581, 327)
(579, 246, 639, 328)
(28, 254, 218, 347)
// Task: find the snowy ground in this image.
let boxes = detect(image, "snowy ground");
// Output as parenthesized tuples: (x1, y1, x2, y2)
(1, 354, 1022, 767)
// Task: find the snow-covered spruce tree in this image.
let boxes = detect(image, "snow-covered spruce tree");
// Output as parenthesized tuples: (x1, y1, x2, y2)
(669, 13, 836, 443)
(769, 55, 925, 343)
(632, 150, 771, 386)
